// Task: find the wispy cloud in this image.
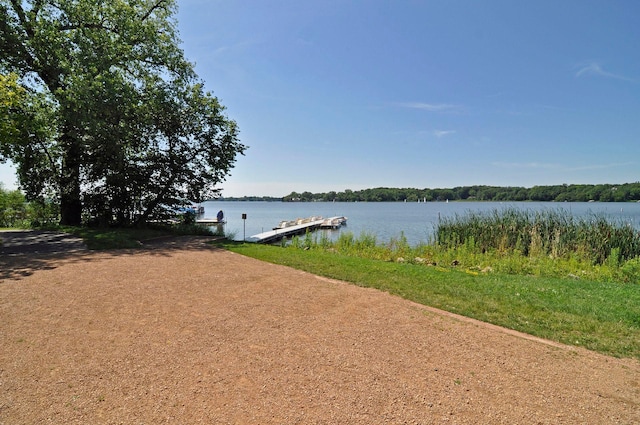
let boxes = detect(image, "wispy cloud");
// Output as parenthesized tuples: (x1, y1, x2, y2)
(493, 161, 635, 171)
(486, 92, 508, 98)
(566, 162, 636, 171)
(394, 102, 461, 112)
(211, 39, 259, 56)
(295, 37, 314, 47)
(434, 130, 456, 138)
(575, 62, 635, 82)
(492, 162, 560, 169)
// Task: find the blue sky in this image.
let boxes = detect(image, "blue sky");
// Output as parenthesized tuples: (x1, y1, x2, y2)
(2, 0, 639, 197)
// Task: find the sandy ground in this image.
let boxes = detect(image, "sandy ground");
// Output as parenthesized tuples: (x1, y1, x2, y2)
(0, 234, 639, 424)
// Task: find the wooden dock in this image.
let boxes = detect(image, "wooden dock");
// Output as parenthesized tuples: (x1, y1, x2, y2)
(249, 216, 346, 243)
(195, 218, 225, 225)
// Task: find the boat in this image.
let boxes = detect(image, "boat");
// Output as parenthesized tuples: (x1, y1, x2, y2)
(273, 220, 298, 230)
(176, 204, 204, 215)
(274, 216, 325, 230)
(320, 216, 348, 229)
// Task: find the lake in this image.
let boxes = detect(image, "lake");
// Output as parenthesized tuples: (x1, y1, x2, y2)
(200, 201, 640, 246)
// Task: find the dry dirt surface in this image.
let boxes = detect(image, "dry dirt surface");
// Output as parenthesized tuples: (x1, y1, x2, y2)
(1, 235, 639, 424)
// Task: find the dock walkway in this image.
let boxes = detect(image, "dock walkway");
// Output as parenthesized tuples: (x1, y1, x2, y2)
(249, 216, 346, 243)
(195, 218, 225, 225)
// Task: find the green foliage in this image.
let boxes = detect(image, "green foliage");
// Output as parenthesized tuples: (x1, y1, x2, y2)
(181, 211, 196, 225)
(0, 185, 59, 227)
(620, 258, 640, 284)
(1, 0, 246, 226)
(0, 73, 26, 140)
(281, 183, 640, 202)
(436, 208, 640, 268)
(0, 184, 28, 227)
(27, 198, 59, 227)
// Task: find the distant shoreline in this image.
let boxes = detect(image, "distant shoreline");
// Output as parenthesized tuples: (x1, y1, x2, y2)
(217, 183, 640, 203)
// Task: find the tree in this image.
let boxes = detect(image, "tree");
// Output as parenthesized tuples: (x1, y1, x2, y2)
(1, 0, 245, 225)
(0, 183, 28, 226)
(1, 71, 60, 203)
(0, 73, 24, 139)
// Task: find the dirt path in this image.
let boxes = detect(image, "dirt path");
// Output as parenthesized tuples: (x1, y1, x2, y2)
(1, 237, 638, 424)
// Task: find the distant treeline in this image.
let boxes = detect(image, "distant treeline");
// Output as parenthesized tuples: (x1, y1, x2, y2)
(267, 183, 640, 203)
(218, 184, 640, 203)
(218, 196, 282, 202)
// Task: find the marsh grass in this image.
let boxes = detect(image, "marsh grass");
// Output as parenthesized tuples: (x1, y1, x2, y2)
(437, 208, 640, 266)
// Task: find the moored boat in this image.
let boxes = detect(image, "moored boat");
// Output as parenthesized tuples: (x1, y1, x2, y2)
(320, 216, 348, 229)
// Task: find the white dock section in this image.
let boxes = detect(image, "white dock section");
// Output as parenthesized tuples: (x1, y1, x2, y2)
(195, 218, 225, 225)
(248, 217, 329, 243)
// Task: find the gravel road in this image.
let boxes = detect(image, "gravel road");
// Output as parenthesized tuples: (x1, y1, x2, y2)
(1, 236, 638, 424)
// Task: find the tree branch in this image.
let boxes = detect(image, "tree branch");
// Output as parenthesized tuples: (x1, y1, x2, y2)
(5, 1, 40, 75)
(8, 0, 27, 25)
(140, 0, 169, 22)
(58, 22, 114, 31)
(30, 0, 44, 20)
(8, 0, 35, 39)
(36, 137, 61, 182)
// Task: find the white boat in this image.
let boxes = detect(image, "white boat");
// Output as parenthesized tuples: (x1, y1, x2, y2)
(320, 216, 348, 229)
(273, 220, 297, 230)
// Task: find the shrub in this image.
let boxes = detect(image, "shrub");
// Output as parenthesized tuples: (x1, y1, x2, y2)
(620, 258, 640, 284)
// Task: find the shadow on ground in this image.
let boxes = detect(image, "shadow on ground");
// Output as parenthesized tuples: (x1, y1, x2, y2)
(0, 230, 223, 281)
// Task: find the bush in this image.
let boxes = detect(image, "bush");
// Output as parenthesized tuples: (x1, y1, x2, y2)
(0, 186, 28, 227)
(182, 211, 196, 225)
(620, 258, 640, 284)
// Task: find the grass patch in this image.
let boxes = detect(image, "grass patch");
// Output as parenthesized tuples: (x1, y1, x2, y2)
(56, 223, 218, 250)
(220, 240, 640, 359)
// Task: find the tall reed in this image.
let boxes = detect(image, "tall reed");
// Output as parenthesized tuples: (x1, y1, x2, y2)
(436, 207, 640, 265)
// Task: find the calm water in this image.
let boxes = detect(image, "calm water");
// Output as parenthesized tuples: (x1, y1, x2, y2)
(201, 201, 640, 245)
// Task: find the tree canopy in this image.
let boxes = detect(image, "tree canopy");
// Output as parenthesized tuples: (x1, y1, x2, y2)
(0, 0, 246, 226)
(282, 183, 640, 203)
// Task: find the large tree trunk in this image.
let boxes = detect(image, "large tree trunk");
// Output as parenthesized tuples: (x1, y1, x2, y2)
(59, 136, 82, 226)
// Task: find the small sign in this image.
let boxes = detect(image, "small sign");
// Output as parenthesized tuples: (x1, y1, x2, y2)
(242, 213, 247, 241)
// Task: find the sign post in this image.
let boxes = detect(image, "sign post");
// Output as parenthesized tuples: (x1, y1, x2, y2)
(242, 213, 247, 241)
